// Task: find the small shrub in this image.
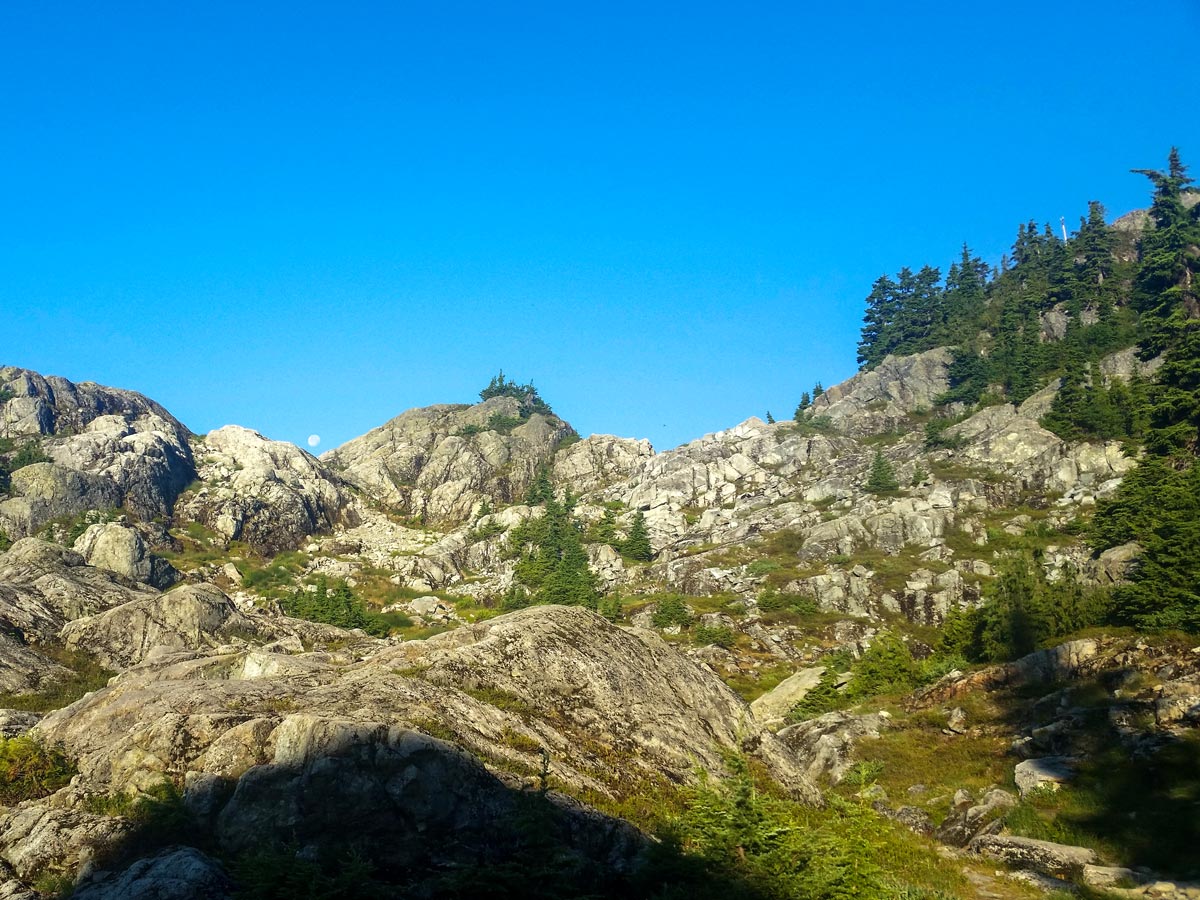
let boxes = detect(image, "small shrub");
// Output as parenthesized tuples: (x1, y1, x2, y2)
(693, 625, 736, 649)
(650, 595, 693, 628)
(924, 418, 966, 450)
(0, 737, 75, 804)
(757, 589, 819, 616)
(746, 559, 780, 577)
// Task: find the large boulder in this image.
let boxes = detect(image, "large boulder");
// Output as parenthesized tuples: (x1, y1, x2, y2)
(60, 584, 257, 669)
(389, 605, 819, 799)
(776, 710, 890, 784)
(749, 667, 827, 726)
(71, 847, 233, 900)
(73, 523, 179, 590)
(969, 834, 1099, 880)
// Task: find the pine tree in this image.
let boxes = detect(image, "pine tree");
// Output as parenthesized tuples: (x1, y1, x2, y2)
(865, 451, 899, 493)
(621, 510, 653, 561)
(943, 244, 988, 340)
(1132, 148, 1200, 356)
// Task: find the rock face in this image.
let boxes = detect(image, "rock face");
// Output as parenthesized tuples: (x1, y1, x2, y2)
(553, 435, 655, 494)
(749, 667, 826, 726)
(60, 583, 259, 669)
(70, 847, 233, 900)
(174, 426, 358, 554)
(2, 603, 820, 892)
(323, 397, 575, 526)
(776, 710, 890, 784)
(935, 788, 1016, 847)
(389, 606, 819, 800)
(0, 368, 195, 537)
(812, 347, 954, 436)
(73, 523, 179, 590)
(0, 538, 158, 693)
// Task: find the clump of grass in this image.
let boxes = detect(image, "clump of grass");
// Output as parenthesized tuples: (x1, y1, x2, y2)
(0, 647, 113, 712)
(0, 736, 75, 804)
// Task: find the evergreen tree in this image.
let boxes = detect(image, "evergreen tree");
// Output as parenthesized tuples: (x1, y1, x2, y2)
(620, 510, 653, 561)
(1132, 148, 1200, 356)
(508, 496, 598, 608)
(865, 451, 899, 493)
(524, 465, 555, 504)
(858, 275, 899, 368)
(943, 244, 988, 339)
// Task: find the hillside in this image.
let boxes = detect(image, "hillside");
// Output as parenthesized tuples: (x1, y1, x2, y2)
(0, 151, 1197, 898)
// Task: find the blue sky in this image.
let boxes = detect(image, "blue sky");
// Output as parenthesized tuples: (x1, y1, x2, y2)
(3, 2, 1198, 452)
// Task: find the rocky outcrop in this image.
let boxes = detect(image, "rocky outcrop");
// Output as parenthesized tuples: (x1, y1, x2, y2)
(0, 464, 123, 540)
(553, 435, 654, 495)
(389, 605, 820, 800)
(935, 787, 1016, 847)
(0, 368, 195, 537)
(0, 603, 832, 893)
(776, 710, 890, 784)
(947, 403, 1134, 498)
(969, 834, 1099, 880)
(812, 347, 954, 436)
(60, 584, 259, 669)
(323, 398, 574, 526)
(174, 426, 358, 554)
(749, 667, 825, 726)
(73, 523, 179, 590)
(0, 538, 159, 693)
(71, 847, 233, 900)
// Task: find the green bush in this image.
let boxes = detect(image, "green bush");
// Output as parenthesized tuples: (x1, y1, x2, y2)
(865, 451, 900, 494)
(282, 577, 405, 636)
(923, 418, 966, 450)
(651, 595, 693, 628)
(693, 625, 736, 649)
(757, 590, 818, 615)
(0, 737, 75, 804)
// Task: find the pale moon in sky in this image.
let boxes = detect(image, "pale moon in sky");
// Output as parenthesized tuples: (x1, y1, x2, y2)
(307, 434, 321, 448)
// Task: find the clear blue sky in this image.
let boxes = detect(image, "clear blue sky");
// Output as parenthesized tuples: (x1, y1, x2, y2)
(3, 2, 1198, 452)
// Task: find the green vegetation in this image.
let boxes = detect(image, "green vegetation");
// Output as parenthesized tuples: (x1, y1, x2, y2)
(620, 508, 654, 560)
(939, 555, 1112, 662)
(788, 634, 927, 722)
(664, 754, 970, 899)
(650, 594, 693, 628)
(692, 624, 736, 648)
(853, 151, 1193, 418)
(281, 576, 411, 636)
(0, 736, 75, 805)
(864, 451, 899, 494)
(0, 434, 52, 492)
(479, 370, 555, 417)
(505, 495, 599, 609)
(0, 647, 114, 712)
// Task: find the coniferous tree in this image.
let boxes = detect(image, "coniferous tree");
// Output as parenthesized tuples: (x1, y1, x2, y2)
(943, 244, 988, 340)
(1132, 148, 1200, 356)
(621, 510, 653, 561)
(865, 451, 899, 493)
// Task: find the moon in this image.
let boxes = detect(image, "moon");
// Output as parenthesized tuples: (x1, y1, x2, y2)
(307, 434, 321, 448)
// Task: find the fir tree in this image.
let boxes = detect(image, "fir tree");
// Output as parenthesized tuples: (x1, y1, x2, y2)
(865, 451, 899, 493)
(1132, 148, 1200, 356)
(620, 510, 653, 561)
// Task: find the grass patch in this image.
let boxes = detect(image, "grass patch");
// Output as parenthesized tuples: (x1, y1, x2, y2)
(0, 736, 75, 804)
(0, 647, 114, 712)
